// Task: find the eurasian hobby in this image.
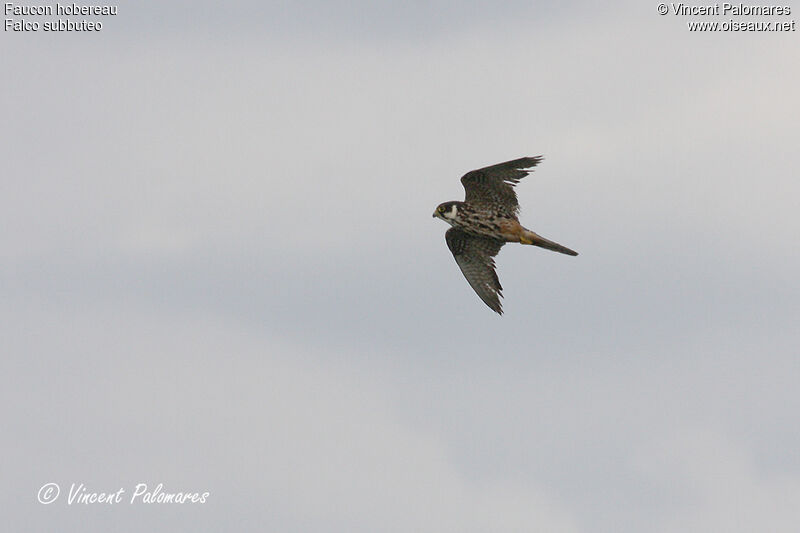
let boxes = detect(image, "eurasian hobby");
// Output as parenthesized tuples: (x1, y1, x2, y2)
(433, 156, 577, 314)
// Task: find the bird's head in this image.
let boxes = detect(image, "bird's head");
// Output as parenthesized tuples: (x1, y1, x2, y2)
(432, 201, 461, 224)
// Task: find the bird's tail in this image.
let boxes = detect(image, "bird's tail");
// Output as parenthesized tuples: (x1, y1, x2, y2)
(520, 229, 578, 256)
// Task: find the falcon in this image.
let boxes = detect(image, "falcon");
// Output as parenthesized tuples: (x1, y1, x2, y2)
(433, 156, 577, 314)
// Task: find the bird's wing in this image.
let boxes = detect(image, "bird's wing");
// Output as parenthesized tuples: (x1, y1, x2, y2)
(460, 156, 543, 217)
(445, 228, 506, 315)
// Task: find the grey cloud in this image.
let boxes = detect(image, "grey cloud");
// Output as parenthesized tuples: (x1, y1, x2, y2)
(3, 1, 800, 531)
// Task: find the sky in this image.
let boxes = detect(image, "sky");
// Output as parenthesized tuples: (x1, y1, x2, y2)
(2, 1, 800, 531)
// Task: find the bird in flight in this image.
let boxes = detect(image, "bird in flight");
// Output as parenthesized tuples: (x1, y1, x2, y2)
(433, 156, 577, 314)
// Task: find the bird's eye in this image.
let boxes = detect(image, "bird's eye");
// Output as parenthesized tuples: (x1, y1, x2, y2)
(438, 206, 446, 213)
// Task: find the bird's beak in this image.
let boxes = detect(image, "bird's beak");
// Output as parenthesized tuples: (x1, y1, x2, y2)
(432, 210, 438, 218)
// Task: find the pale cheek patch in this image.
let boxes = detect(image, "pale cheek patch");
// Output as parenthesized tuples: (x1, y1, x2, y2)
(444, 205, 458, 219)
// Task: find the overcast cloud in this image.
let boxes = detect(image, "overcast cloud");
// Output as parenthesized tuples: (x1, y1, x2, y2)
(2, 1, 799, 531)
